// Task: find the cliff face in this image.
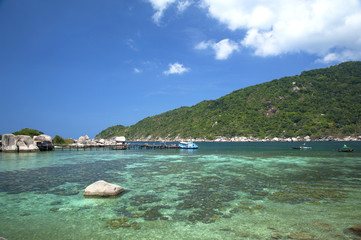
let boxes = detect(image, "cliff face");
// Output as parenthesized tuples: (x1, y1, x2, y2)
(97, 61, 361, 140)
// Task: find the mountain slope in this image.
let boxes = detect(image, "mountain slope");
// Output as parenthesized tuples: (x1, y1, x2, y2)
(96, 61, 361, 140)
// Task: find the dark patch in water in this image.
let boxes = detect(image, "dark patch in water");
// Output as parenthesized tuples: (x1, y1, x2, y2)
(143, 209, 163, 220)
(0, 160, 127, 194)
(129, 194, 162, 206)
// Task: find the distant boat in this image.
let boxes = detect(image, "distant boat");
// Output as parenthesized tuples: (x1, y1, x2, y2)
(338, 145, 353, 152)
(179, 142, 198, 149)
(292, 143, 312, 150)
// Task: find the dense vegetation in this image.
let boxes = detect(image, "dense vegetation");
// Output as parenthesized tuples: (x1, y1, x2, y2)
(98, 61, 361, 140)
(64, 138, 75, 144)
(12, 128, 44, 138)
(53, 135, 66, 144)
(96, 125, 129, 139)
(52, 135, 75, 144)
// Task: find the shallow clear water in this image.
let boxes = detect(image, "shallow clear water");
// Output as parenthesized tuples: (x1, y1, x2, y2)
(1, 142, 361, 240)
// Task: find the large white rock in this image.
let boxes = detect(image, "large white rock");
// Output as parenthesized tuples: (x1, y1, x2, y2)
(2, 134, 18, 152)
(83, 180, 125, 197)
(16, 135, 39, 152)
(304, 136, 311, 141)
(33, 134, 53, 142)
(2, 134, 39, 152)
(78, 136, 86, 144)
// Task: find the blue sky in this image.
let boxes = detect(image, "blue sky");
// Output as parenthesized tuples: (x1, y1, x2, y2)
(1, 0, 361, 139)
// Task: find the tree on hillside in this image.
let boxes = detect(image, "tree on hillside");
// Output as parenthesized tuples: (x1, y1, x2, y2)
(53, 135, 66, 144)
(13, 128, 44, 138)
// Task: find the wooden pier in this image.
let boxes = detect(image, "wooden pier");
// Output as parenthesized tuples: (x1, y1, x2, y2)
(54, 143, 180, 151)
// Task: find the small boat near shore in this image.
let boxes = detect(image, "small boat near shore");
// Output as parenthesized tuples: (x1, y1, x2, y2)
(338, 145, 353, 152)
(292, 143, 312, 150)
(179, 142, 198, 149)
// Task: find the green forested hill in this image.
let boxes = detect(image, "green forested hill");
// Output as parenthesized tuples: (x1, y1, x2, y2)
(96, 61, 361, 140)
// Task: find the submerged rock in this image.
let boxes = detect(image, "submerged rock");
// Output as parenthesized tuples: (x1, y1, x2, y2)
(83, 180, 125, 197)
(346, 225, 361, 236)
(50, 207, 59, 212)
(311, 222, 333, 231)
(271, 233, 282, 239)
(288, 233, 315, 239)
(107, 218, 131, 229)
(143, 209, 163, 220)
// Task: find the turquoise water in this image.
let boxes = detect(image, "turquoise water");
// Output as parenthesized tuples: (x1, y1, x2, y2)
(1, 142, 361, 239)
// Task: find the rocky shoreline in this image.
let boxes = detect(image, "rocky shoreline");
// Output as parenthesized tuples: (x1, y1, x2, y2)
(72, 135, 361, 146)
(129, 135, 361, 143)
(1, 134, 53, 152)
(2, 134, 360, 152)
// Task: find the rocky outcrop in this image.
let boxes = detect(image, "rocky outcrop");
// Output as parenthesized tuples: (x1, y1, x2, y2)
(132, 134, 361, 142)
(17, 135, 39, 152)
(1, 134, 18, 152)
(77, 135, 92, 145)
(83, 180, 125, 197)
(77, 136, 86, 144)
(72, 134, 361, 146)
(2, 134, 39, 152)
(33, 134, 53, 142)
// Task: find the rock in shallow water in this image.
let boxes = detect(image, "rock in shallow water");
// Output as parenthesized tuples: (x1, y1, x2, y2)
(346, 225, 361, 237)
(288, 233, 315, 240)
(83, 180, 125, 197)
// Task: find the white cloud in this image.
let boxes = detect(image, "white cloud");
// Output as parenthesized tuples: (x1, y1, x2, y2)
(147, 0, 177, 24)
(177, 0, 192, 12)
(214, 39, 240, 60)
(200, 0, 361, 62)
(147, 0, 192, 23)
(163, 62, 190, 75)
(126, 38, 137, 51)
(195, 39, 240, 60)
(134, 68, 142, 73)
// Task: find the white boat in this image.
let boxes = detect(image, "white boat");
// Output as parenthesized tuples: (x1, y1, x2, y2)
(178, 142, 198, 149)
(292, 143, 312, 150)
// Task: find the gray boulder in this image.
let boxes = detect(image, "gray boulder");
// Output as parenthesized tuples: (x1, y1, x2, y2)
(77, 136, 86, 144)
(33, 134, 52, 142)
(2, 134, 18, 152)
(83, 180, 125, 197)
(2, 134, 39, 152)
(16, 135, 39, 152)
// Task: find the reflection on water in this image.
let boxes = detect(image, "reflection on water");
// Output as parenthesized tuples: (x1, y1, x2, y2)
(0, 142, 361, 239)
